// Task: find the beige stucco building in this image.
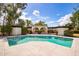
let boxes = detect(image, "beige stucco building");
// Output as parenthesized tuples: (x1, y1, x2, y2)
(26, 26, 68, 35)
(0, 26, 68, 36)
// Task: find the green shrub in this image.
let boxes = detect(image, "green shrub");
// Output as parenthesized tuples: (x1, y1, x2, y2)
(64, 30, 73, 37)
(73, 30, 79, 33)
(1, 26, 6, 35)
(1, 25, 12, 36)
(22, 27, 28, 35)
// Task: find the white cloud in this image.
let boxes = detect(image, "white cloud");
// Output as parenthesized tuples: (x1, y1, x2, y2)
(57, 14, 72, 26)
(39, 16, 50, 20)
(19, 15, 26, 20)
(22, 12, 28, 16)
(19, 15, 32, 20)
(46, 21, 54, 24)
(46, 21, 54, 27)
(32, 10, 54, 26)
(45, 14, 72, 27)
(19, 12, 31, 20)
(46, 21, 59, 27)
(25, 17, 32, 20)
(17, 8, 21, 14)
(32, 10, 40, 16)
(35, 19, 40, 23)
(19, 10, 72, 27)
(34, 16, 51, 24)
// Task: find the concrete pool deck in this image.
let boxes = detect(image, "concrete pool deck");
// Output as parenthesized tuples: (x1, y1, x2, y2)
(0, 38, 79, 56)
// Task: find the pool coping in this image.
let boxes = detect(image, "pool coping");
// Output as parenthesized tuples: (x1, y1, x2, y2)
(5, 34, 79, 40)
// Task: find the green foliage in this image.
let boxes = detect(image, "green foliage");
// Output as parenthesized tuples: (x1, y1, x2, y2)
(35, 30, 42, 34)
(70, 8, 79, 30)
(37, 30, 42, 34)
(26, 20, 33, 27)
(22, 27, 28, 35)
(34, 21, 47, 26)
(1, 24, 12, 35)
(1, 26, 5, 34)
(34, 28, 45, 34)
(40, 28, 45, 33)
(6, 3, 27, 25)
(64, 30, 73, 37)
(0, 3, 27, 35)
(73, 30, 79, 34)
(18, 19, 25, 27)
(5, 24, 12, 35)
(65, 7, 79, 31)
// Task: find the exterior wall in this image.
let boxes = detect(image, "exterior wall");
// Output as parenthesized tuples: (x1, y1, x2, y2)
(12, 27, 21, 35)
(57, 28, 68, 35)
(11, 26, 68, 35)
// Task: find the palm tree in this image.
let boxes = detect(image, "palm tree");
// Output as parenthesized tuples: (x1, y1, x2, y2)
(34, 21, 47, 34)
(34, 27, 39, 34)
(34, 21, 47, 26)
(26, 20, 33, 27)
(40, 27, 45, 34)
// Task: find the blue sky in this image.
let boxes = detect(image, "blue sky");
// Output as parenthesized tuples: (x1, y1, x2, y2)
(20, 3, 79, 27)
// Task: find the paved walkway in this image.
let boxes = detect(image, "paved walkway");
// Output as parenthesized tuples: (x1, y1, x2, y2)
(0, 38, 79, 56)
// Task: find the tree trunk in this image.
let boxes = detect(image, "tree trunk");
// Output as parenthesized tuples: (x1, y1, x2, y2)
(3, 15, 5, 36)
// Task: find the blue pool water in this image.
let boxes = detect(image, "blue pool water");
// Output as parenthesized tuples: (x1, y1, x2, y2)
(7, 35, 73, 47)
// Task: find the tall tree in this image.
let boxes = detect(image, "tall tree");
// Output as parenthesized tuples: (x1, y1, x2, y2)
(0, 4, 8, 35)
(65, 7, 79, 31)
(0, 3, 4, 17)
(26, 20, 32, 27)
(18, 19, 25, 27)
(70, 8, 79, 30)
(0, 3, 27, 35)
(6, 3, 27, 25)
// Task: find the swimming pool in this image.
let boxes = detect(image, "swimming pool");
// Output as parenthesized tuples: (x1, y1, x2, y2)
(7, 35, 73, 48)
